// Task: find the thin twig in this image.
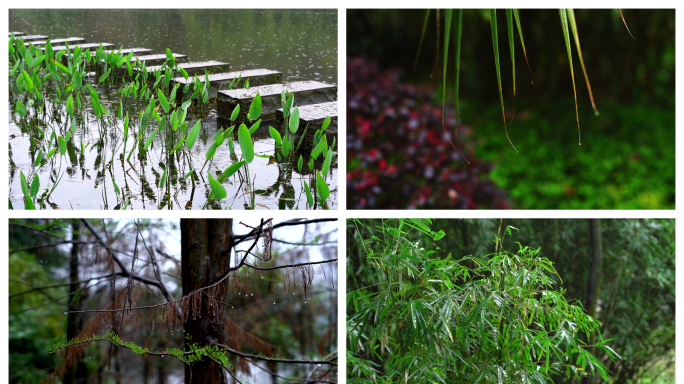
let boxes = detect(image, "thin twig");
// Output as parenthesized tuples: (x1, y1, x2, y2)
(212, 343, 338, 366)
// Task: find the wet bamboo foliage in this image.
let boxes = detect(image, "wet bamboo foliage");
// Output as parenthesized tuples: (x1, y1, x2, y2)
(347, 219, 620, 383)
(8, 34, 336, 210)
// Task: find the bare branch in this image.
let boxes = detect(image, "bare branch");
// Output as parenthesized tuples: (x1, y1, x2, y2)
(272, 238, 338, 246)
(233, 219, 337, 245)
(212, 343, 338, 366)
(80, 219, 163, 289)
(138, 221, 182, 320)
(10, 241, 97, 254)
(243, 356, 337, 383)
(244, 259, 337, 272)
(9, 273, 124, 299)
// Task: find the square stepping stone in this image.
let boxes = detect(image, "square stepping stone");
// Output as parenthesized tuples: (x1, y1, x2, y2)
(217, 81, 337, 121)
(171, 68, 281, 99)
(276, 101, 337, 149)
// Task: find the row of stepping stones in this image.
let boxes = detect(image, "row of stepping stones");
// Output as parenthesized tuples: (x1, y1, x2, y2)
(10, 31, 338, 149)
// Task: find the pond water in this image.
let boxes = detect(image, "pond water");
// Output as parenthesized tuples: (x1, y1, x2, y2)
(8, 9, 338, 210)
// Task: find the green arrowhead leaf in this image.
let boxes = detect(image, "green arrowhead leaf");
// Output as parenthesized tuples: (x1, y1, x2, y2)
(315, 171, 330, 201)
(208, 173, 227, 199)
(238, 123, 254, 163)
(186, 119, 202, 149)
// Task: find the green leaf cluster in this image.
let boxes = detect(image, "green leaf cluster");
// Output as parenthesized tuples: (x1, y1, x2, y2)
(347, 219, 619, 383)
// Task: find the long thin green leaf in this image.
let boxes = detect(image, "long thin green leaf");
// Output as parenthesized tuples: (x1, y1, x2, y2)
(567, 9, 599, 115)
(559, 9, 581, 145)
(441, 9, 452, 139)
(513, 10, 534, 81)
(506, 9, 516, 123)
(490, 9, 517, 152)
(410, 9, 431, 76)
(453, 9, 462, 142)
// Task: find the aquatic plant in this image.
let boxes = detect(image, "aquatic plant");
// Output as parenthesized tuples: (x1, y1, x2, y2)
(9, 37, 337, 209)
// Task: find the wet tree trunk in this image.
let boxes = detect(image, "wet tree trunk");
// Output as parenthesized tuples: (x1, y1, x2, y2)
(181, 219, 233, 384)
(583, 219, 603, 384)
(64, 221, 87, 384)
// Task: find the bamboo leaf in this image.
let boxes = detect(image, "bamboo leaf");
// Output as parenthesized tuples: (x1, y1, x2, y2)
(411, 9, 431, 76)
(567, 9, 599, 116)
(506, 9, 516, 122)
(559, 9, 581, 145)
(453, 9, 463, 142)
(490, 9, 517, 152)
(441, 9, 452, 138)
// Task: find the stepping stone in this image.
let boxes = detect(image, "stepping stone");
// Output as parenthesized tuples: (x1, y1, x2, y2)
(133, 53, 188, 66)
(45, 42, 115, 52)
(25, 37, 86, 46)
(104, 47, 154, 56)
(171, 69, 281, 99)
(275, 101, 338, 149)
(20, 35, 49, 42)
(217, 81, 337, 121)
(9, 32, 26, 37)
(106, 53, 189, 76)
(140, 60, 229, 78)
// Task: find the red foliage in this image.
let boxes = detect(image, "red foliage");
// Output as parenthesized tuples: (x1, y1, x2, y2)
(347, 58, 509, 209)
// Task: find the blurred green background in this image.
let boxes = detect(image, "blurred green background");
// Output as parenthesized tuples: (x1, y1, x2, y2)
(347, 9, 675, 209)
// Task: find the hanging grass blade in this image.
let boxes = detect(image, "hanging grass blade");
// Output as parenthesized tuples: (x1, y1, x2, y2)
(567, 9, 599, 116)
(490, 9, 517, 152)
(513, 9, 534, 82)
(506, 9, 516, 123)
(618, 9, 635, 39)
(441, 9, 453, 142)
(410, 9, 431, 77)
(453, 9, 462, 142)
(559, 9, 581, 145)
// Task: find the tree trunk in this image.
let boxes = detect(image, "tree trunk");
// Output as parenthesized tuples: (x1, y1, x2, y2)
(181, 219, 233, 384)
(64, 221, 88, 384)
(583, 219, 603, 384)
